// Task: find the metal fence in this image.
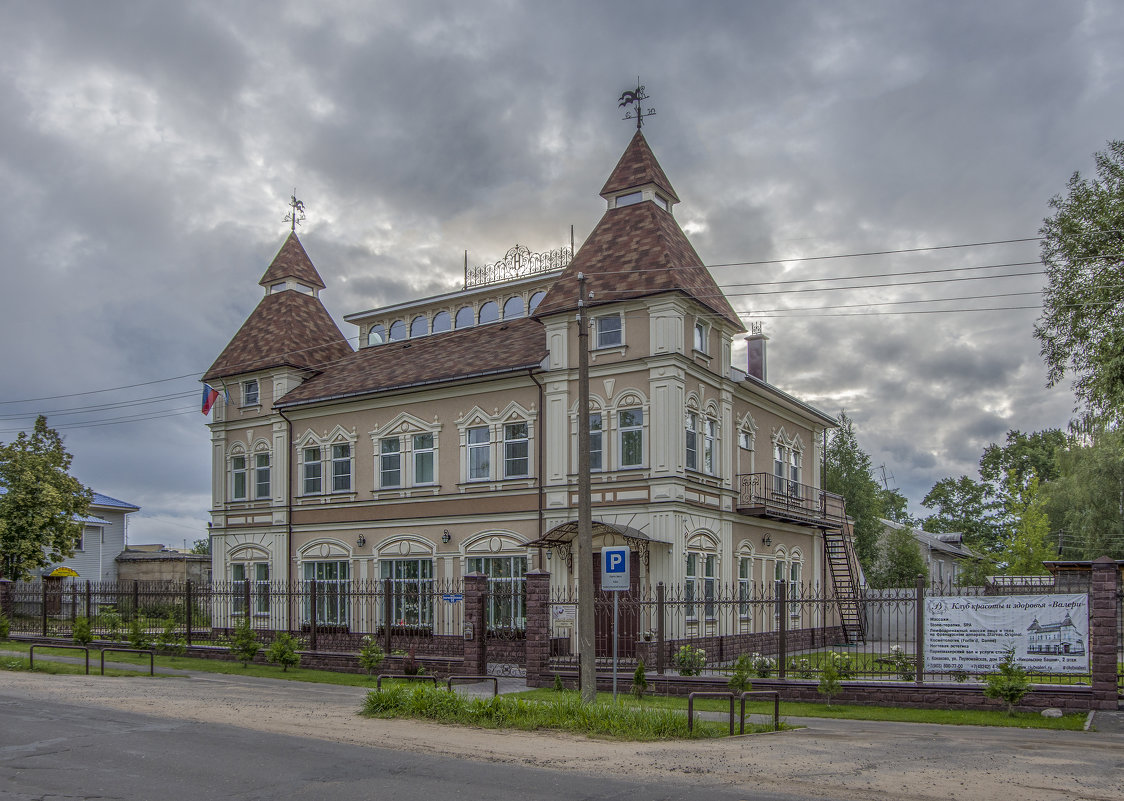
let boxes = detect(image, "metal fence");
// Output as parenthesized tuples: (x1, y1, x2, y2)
(4, 578, 466, 657)
(547, 579, 1092, 684)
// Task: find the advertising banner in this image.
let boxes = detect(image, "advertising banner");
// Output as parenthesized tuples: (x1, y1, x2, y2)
(923, 594, 1088, 674)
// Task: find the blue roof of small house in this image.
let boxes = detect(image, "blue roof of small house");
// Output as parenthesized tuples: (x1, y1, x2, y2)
(77, 514, 112, 526)
(90, 492, 139, 511)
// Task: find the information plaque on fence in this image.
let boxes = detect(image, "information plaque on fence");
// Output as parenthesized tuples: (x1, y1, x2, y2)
(924, 594, 1089, 674)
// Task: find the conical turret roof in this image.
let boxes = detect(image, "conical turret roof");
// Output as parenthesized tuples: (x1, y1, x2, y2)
(600, 130, 680, 203)
(258, 232, 326, 290)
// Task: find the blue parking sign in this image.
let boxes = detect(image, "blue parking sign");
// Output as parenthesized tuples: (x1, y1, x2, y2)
(601, 546, 630, 591)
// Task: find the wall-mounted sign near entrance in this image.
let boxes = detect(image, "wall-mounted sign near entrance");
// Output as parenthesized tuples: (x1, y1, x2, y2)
(601, 546, 630, 591)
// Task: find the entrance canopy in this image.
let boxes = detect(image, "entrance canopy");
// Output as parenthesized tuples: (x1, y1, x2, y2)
(528, 520, 669, 567)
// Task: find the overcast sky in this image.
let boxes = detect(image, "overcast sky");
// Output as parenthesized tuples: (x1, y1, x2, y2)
(1, 1, 1120, 547)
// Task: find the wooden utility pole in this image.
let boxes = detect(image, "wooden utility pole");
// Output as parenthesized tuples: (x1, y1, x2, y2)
(576, 272, 596, 702)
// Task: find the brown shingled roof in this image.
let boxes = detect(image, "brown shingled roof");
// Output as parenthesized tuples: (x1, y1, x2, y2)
(600, 130, 680, 203)
(276, 317, 547, 407)
(202, 290, 352, 382)
(532, 201, 744, 330)
(258, 233, 326, 290)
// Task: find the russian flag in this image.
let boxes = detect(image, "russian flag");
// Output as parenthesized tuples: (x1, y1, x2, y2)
(201, 384, 221, 415)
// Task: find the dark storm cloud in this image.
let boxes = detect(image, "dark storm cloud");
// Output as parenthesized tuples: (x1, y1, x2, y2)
(0, 1, 1119, 541)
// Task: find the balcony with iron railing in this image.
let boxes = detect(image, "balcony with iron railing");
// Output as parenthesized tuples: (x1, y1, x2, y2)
(736, 473, 846, 529)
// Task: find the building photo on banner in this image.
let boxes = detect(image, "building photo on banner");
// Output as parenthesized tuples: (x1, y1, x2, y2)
(925, 594, 1089, 674)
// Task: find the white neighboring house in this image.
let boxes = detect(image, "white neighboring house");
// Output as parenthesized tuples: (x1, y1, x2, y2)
(879, 518, 977, 586)
(39, 492, 140, 582)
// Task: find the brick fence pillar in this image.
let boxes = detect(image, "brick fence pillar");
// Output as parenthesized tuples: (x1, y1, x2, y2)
(1089, 556, 1119, 710)
(463, 573, 488, 676)
(524, 569, 550, 687)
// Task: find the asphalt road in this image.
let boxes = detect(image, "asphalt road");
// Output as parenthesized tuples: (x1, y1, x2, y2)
(1, 694, 815, 801)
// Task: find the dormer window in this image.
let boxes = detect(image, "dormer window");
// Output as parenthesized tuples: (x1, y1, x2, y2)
(654, 193, 670, 211)
(271, 282, 286, 294)
(616, 191, 643, 208)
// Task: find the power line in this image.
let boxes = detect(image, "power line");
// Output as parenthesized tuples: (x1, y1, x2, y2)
(705, 236, 1044, 269)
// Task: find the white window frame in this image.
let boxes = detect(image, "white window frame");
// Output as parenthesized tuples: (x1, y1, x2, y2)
(503, 422, 530, 478)
(685, 410, 699, 471)
(467, 425, 491, 481)
(589, 412, 603, 472)
(242, 379, 259, 407)
(413, 432, 435, 485)
(467, 555, 527, 630)
(595, 314, 623, 349)
(379, 437, 402, 488)
(253, 451, 271, 500)
(381, 557, 434, 627)
(331, 442, 353, 493)
(618, 407, 644, 469)
(693, 321, 708, 353)
(232, 561, 270, 616)
(230, 452, 248, 501)
(302, 446, 322, 495)
(302, 560, 350, 627)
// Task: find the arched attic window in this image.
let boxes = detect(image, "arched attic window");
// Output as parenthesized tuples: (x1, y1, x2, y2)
(432, 311, 452, 333)
(410, 315, 428, 338)
(455, 306, 475, 328)
(503, 296, 524, 319)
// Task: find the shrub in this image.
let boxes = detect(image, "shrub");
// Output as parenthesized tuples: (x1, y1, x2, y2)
(357, 636, 385, 677)
(727, 654, 753, 693)
(265, 633, 302, 672)
(673, 645, 706, 676)
(228, 617, 261, 667)
(0, 610, 9, 639)
(155, 618, 186, 656)
(749, 652, 776, 678)
(631, 658, 648, 699)
(127, 617, 151, 650)
(984, 648, 1030, 716)
(818, 661, 841, 705)
(402, 645, 420, 675)
(553, 673, 565, 692)
(827, 651, 855, 679)
(889, 645, 915, 681)
(72, 617, 93, 646)
(788, 657, 814, 679)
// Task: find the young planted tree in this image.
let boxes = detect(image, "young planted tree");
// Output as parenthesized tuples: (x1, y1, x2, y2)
(265, 633, 302, 671)
(0, 416, 92, 580)
(229, 617, 261, 667)
(983, 648, 1030, 716)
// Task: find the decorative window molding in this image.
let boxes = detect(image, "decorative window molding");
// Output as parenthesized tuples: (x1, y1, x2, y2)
(297, 427, 358, 497)
(771, 428, 804, 493)
(370, 413, 442, 492)
(250, 439, 272, 500)
(229, 444, 248, 502)
(456, 403, 535, 484)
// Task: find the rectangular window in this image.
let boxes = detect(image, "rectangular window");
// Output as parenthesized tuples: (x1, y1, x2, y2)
(595, 314, 622, 348)
(773, 444, 786, 491)
(693, 322, 707, 353)
(254, 453, 270, 500)
(703, 419, 716, 475)
(232, 562, 270, 616)
(789, 561, 801, 616)
(302, 447, 322, 495)
(413, 433, 434, 485)
(619, 408, 644, 468)
(380, 438, 401, 488)
(302, 560, 349, 626)
(774, 560, 785, 623)
(331, 443, 352, 492)
(381, 558, 434, 627)
(789, 450, 800, 491)
(468, 426, 490, 480)
(589, 413, 603, 472)
(231, 455, 247, 501)
(738, 558, 752, 618)
(467, 555, 526, 629)
(739, 430, 752, 450)
(243, 379, 259, 406)
(504, 422, 529, 478)
(685, 552, 698, 620)
(685, 411, 698, 471)
(704, 554, 717, 620)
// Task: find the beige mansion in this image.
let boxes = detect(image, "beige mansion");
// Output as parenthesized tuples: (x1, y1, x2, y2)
(203, 132, 859, 637)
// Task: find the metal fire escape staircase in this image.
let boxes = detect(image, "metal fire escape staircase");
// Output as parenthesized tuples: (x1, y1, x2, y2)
(823, 515, 865, 645)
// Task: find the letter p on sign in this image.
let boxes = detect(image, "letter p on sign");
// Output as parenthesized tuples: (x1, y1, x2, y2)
(601, 546, 630, 591)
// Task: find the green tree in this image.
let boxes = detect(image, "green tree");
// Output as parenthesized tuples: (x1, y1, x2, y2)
(1045, 427, 1124, 559)
(879, 488, 915, 526)
(823, 412, 885, 570)
(921, 475, 1002, 553)
(979, 429, 1065, 488)
(867, 525, 928, 588)
(1000, 471, 1053, 575)
(0, 415, 92, 579)
(1035, 140, 1124, 424)
(189, 538, 210, 555)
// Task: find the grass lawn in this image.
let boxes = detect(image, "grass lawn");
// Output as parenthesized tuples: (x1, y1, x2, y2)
(513, 688, 1089, 730)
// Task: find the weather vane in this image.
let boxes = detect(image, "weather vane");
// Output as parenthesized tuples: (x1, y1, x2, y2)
(283, 190, 306, 232)
(618, 78, 655, 130)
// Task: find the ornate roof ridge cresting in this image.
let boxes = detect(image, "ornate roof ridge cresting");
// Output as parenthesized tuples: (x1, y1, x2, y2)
(463, 243, 572, 290)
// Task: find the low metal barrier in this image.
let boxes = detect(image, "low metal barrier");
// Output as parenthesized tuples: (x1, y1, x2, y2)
(375, 674, 438, 690)
(739, 690, 780, 733)
(100, 648, 155, 676)
(446, 675, 499, 697)
(687, 691, 737, 735)
(28, 644, 90, 674)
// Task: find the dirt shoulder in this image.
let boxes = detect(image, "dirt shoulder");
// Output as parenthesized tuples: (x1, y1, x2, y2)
(1, 668, 1120, 801)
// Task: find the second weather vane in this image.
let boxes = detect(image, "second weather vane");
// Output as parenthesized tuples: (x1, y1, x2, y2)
(618, 78, 655, 130)
(283, 190, 306, 232)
